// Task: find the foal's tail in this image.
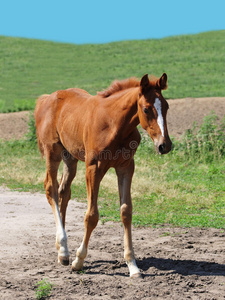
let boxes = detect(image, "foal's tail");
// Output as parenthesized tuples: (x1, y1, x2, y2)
(34, 94, 50, 157)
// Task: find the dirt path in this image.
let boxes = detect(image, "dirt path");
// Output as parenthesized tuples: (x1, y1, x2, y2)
(0, 187, 225, 299)
(0, 111, 30, 140)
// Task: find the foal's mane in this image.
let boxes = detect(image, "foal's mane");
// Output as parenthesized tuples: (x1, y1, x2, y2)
(98, 77, 140, 98)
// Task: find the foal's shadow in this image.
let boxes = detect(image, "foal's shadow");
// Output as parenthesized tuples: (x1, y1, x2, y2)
(83, 257, 225, 277)
(82, 260, 128, 277)
(137, 257, 225, 277)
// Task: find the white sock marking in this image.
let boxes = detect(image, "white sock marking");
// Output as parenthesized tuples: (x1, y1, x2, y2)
(77, 241, 87, 259)
(55, 205, 69, 257)
(72, 241, 87, 270)
(127, 259, 141, 277)
(154, 97, 164, 137)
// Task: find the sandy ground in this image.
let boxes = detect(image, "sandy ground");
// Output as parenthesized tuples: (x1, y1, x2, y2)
(0, 97, 225, 299)
(0, 187, 225, 299)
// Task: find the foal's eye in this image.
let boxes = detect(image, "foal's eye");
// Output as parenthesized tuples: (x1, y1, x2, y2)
(144, 108, 149, 114)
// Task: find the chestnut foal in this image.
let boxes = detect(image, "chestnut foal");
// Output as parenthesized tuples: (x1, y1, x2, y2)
(34, 73, 172, 277)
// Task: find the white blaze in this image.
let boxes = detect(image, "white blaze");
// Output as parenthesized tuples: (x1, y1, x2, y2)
(154, 97, 164, 137)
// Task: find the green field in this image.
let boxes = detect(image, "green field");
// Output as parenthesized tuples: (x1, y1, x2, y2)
(0, 30, 224, 112)
(0, 32, 225, 228)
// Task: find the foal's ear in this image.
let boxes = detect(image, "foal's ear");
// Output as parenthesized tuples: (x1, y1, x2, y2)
(140, 74, 150, 93)
(158, 73, 168, 90)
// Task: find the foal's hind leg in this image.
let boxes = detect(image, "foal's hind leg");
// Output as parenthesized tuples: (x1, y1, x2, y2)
(58, 153, 78, 228)
(44, 144, 70, 266)
(116, 159, 141, 278)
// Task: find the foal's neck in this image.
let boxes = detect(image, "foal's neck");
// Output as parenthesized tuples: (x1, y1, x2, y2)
(116, 87, 140, 138)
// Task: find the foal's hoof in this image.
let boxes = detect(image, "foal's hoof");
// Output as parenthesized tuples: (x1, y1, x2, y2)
(58, 256, 70, 266)
(71, 257, 84, 271)
(131, 272, 143, 279)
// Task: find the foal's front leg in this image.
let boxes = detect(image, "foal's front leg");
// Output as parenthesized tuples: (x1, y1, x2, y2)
(72, 163, 102, 271)
(116, 159, 142, 278)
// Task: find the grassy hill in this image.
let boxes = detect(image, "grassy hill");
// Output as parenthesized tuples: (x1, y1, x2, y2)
(0, 30, 224, 112)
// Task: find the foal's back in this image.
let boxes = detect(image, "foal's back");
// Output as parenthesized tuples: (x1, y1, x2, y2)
(35, 88, 92, 157)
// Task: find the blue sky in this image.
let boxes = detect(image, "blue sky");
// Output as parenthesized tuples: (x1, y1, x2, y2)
(1, 0, 224, 44)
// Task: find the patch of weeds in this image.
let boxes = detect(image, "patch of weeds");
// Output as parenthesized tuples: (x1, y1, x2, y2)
(176, 112, 225, 163)
(78, 269, 86, 275)
(160, 232, 171, 237)
(26, 111, 37, 144)
(35, 278, 53, 300)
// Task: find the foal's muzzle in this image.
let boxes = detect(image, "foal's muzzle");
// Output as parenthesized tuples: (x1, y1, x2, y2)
(158, 143, 166, 154)
(156, 138, 172, 155)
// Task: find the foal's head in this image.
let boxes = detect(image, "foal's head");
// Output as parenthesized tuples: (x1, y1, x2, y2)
(138, 73, 172, 154)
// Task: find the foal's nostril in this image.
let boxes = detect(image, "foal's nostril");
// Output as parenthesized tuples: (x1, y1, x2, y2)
(158, 143, 166, 154)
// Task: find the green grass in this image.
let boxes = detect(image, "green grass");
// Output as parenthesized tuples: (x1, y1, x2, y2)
(0, 114, 225, 229)
(0, 30, 224, 112)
